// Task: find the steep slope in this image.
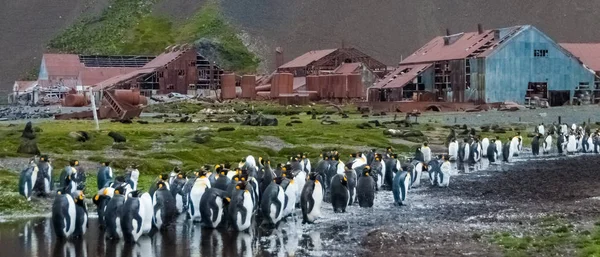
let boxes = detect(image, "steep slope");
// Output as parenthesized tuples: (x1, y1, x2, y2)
(0, 0, 109, 97)
(2, 0, 600, 95)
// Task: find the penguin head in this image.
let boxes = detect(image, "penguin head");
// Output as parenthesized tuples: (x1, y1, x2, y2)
(40, 155, 49, 162)
(235, 181, 247, 190)
(73, 191, 85, 204)
(274, 177, 285, 185)
(160, 173, 169, 180)
(302, 153, 307, 159)
(391, 154, 397, 159)
(197, 169, 208, 178)
(129, 190, 141, 198)
(223, 196, 231, 205)
(69, 160, 78, 166)
(386, 147, 393, 153)
(156, 181, 168, 190)
(114, 185, 126, 195)
(177, 172, 186, 179)
(92, 194, 101, 205)
(308, 172, 318, 181)
(341, 175, 348, 186)
(362, 166, 371, 176)
(103, 161, 111, 166)
(114, 175, 126, 184)
(350, 153, 357, 158)
(239, 173, 248, 182)
(258, 157, 264, 165)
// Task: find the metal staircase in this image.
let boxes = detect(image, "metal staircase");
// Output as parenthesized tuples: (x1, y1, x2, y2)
(103, 91, 127, 120)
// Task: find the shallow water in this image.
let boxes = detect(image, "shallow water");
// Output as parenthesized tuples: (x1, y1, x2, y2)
(0, 149, 587, 257)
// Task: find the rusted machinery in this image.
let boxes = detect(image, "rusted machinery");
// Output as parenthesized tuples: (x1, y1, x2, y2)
(55, 89, 147, 120)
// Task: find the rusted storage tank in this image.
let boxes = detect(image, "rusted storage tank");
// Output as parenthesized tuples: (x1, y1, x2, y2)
(221, 73, 236, 99)
(332, 74, 348, 98)
(270, 73, 294, 98)
(270, 73, 281, 98)
(241, 75, 256, 99)
(306, 75, 319, 100)
(63, 94, 90, 107)
(347, 74, 364, 99)
(318, 75, 331, 99)
(114, 89, 148, 106)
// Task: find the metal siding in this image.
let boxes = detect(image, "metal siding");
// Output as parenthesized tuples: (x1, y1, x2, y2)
(484, 26, 595, 104)
(421, 66, 434, 91)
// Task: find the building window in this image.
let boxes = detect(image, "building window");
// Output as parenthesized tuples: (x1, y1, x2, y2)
(534, 49, 548, 57)
(178, 70, 185, 76)
(167, 84, 175, 90)
(190, 61, 196, 67)
(158, 72, 164, 78)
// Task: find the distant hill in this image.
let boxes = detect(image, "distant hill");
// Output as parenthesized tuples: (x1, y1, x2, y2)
(2, 0, 600, 97)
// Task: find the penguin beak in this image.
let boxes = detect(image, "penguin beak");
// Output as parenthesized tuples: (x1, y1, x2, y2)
(94, 195, 99, 201)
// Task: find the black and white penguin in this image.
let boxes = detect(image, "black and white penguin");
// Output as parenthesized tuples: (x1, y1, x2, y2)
(33, 155, 52, 197)
(481, 138, 490, 157)
(370, 154, 386, 190)
(469, 139, 482, 163)
(199, 188, 230, 229)
(280, 169, 297, 217)
(510, 135, 520, 157)
(229, 181, 255, 231)
(487, 139, 498, 163)
(427, 160, 440, 186)
(213, 165, 231, 191)
(71, 191, 88, 238)
(330, 174, 350, 213)
(383, 154, 400, 189)
(97, 161, 113, 190)
(460, 139, 470, 162)
(301, 172, 323, 224)
(356, 166, 375, 208)
(125, 165, 140, 190)
(413, 147, 424, 162)
(59, 161, 77, 190)
(344, 163, 357, 205)
(70, 160, 86, 190)
(148, 174, 170, 197)
(537, 123, 545, 135)
(260, 177, 286, 226)
(494, 138, 502, 159)
(92, 187, 113, 228)
(448, 139, 459, 161)
(170, 171, 187, 214)
(105, 185, 126, 240)
(411, 160, 424, 188)
(153, 181, 177, 229)
(260, 161, 276, 197)
(121, 190, 153, 242)
(19, 159, 39, 201)
(392, 166, 410, 206)
(422, 143, 432, 163)
(531, 134, 541, 156)
(557, 134, 566, 155)
(566, 133, 577, 154)
(502, 139, 512, 162)
(294, 169, 307, 205)
(188, 170, 211, 222)
(438, 156, 451, 187)
(51, 189, 76, 239)
(583, 134, 592, 153)
(543, 134, 553, 154)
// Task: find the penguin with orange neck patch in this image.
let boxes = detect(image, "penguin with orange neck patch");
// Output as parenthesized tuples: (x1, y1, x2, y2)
(229, 181, 254, 231)
(330, 174, 350, 213)
(260, 177, 286, 227)
(281, 167, 297, 217)
(301, 172, 323, 224)
(357, 166, 375, 208)
(213, 165, 230, 191)
(199, 187, 230, 229)
(153, 181, 177, 229)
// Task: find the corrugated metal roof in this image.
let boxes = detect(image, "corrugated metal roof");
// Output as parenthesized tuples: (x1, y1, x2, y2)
(79, 67, 138, 86)
(372, 64, 432, 89)
(333, 62, 362, 74)
(93, 68, 155, 91)
(43, 54, 84, 76)
(400, 26, 522, 65)
(143, 50, 187, 68)
(560, 43, 600, 72)
(14, 81, 37, 92)
(279, 49, 337, 69)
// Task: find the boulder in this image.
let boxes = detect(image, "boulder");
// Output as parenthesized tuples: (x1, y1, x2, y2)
(218, 127, 235, 132)
(193, 133, 212, 144)
(108, 131, 127, 143)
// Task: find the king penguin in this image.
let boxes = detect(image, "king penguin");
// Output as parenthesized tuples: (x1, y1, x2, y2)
(427, 160, 441, 186)
(213, 165, 230, 191)
(566, 133, 577, 154)
(153, 181, 178, 230)
(422, 143, 432, 163)
(229, 181, 255, 231)
(280, 169, 297, 218)
(199, 188, 230, 229)
(294, 168, 307, 205)
(543, 134, 553, 154)
(510, 136, 520, 157)
(411, 160, 424, 188)
(448, 139, 459, 161)
(494, 138, 503, 160)
(19, 159, 39, 201)
(392, 165, 410, 206)
(34, 155, 52, 197)
(92, 187, 113, 228)
(260, 177, 286, 226)
(260, 161, 276, 198)
(438, 156, 451, 187)
(502, 139, 512, 162)
(330, 174, 350, 213)
(370, 155, 385, 190)
(71, 191, 88, 238)
(301, 172, 323, 224)
(481, 138, 490, 157)
(126, 165, 140, 190)
(170, 171, 187, 214)
(105, 185, 126, 240)
(51, 188, 77, 239)
(487, 139, 498, 163)
(188, 170, 211, 222)
(356, 166, 375, 208)
(460, 139, 470, 162)
(383, 154, 400, 190)
(121, 190, 148, 242)
(97, 161, 113, 190)
(531, 134, 541, 156)
(344, 163, 358, 206)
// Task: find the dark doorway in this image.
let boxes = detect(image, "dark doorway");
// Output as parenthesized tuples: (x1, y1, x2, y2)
(526, 82, 548, 98)
(549, 90, 570, 106)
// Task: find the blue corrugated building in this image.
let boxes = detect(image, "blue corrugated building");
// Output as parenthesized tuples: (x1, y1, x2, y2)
(371, 25, 597, 106)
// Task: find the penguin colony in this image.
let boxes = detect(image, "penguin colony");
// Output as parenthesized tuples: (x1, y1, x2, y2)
(21, 122, 597, 242)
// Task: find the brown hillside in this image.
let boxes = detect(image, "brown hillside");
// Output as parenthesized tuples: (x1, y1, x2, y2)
(2, 0, 600, 95)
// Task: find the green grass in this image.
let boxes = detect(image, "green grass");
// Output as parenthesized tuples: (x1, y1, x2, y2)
(48, 0, 259, 73)
(0, 170, 38, 215)
(489, 216, 600, 257)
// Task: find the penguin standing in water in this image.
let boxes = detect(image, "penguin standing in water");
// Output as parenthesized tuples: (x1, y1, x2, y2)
(34, 155, 52, 197)
(293, 167, 307, 205)
(566, 133, 577, 154)
(52, 188, 77, 239)
(188, 170, 211, 222)
(383, 154, 400, 190)
(213, 165, 231, 191)
(170, 171, 187, 214)
(531, 134, 541, 156)
(300, 153, 312, 173)
(469, 138, 482, 163)
(281, 169, 297, 218)
(448, 138, 459, 161)
(370, 155, 385, 190)
(71, 191, 88, 238)
(92, 187, 113, 228)
(260, 161, 276, 197)
(97, 162, 113, 190)
(260, 177, 286, 226)
(422, 143, 432, 163)
(59, 161, 79, 190)
(19, 159, 38, 201)
(121, 190, 150, 242)
(413, 147, 424, 162)
(494, 138, 502, 160)
(229, 181, 255, 231)
(344, 163, 358, 206)
(583, 134, 592, 153)
(510, 135, 520, 157)
(392, 164, 410, 206)
(330, 174, 350, 213)
(481, 138, 490, 157)
(459, 139, 470, 162)
(356, 166, 375, 208)
(148, 174, 169, 196)
(487, 139, 498, 163)
(543, 133, 553, 154)
(427, 159, 441, 186)
(153, 181, 177, 230)
(105, 185, 126, 240)
(199, 188, 230, 229)
(502, 139, 512, 162)
(557, 134, 566, 155)
(301, 172, 323, 224)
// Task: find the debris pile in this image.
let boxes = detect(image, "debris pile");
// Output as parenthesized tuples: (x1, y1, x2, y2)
(0, 107, 58, 121)
(240, 115, 278, 126)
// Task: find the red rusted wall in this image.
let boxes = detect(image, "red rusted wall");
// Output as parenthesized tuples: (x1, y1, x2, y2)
(271, 73, 293, 97)
(318, 75, 331, 99)
(332, 74, 347, 98)
(221, 73, 237, 99)
(63, 94, 90, 107)
(241, 75, 256, 99)
(347, 74, 364, 99)
(114, 89, 147, 105)
(158, 49, 198, 95)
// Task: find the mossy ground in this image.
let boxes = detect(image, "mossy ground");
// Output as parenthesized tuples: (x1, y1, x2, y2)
(0, 170, 38, 215)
